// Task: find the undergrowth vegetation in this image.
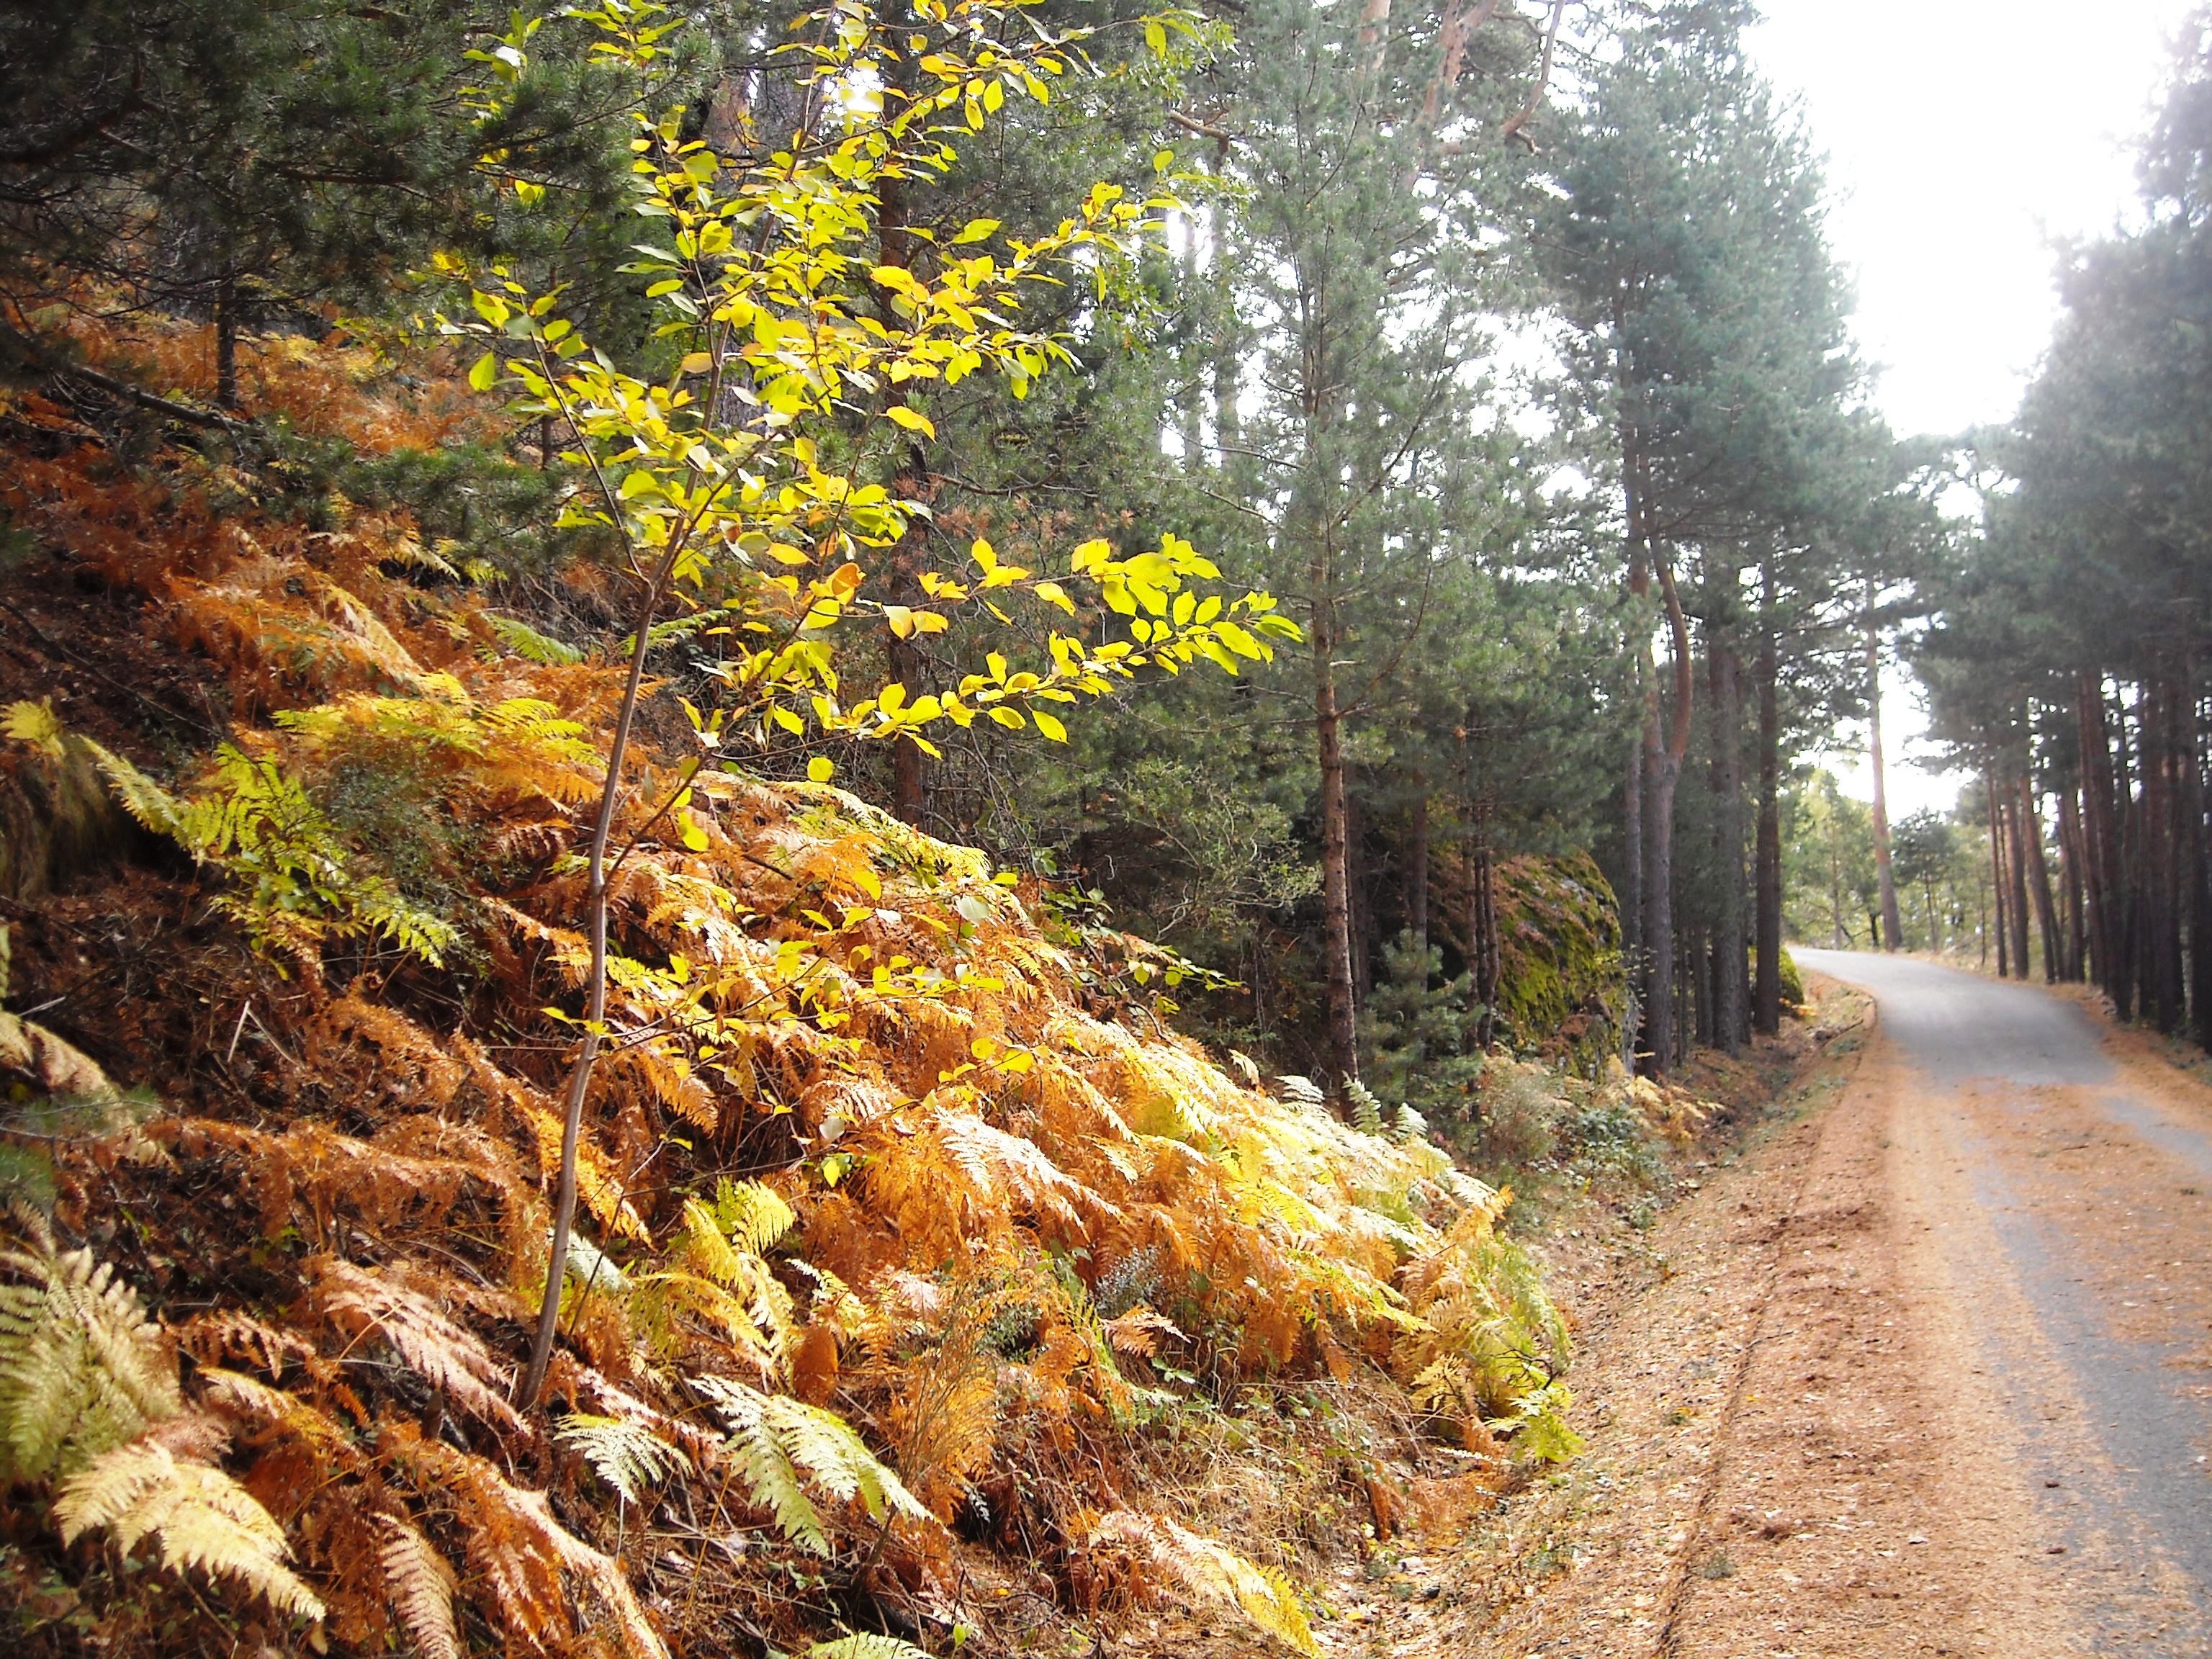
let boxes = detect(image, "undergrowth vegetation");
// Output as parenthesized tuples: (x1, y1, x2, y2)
(0, 2, 1774, 1653)
(0, 15, 1650, 1656)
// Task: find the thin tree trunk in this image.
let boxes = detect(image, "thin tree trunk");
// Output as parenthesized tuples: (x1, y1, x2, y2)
(2082, 672, 2129, 1015)
(2006, 764, 2033, 980)
(1989, 770, 2011, 979)
(878, 163, 929, 824)
(1470, 837, 1500, 1052)
(2057, 778, 2087, 981)
(215, 271, 240, 411)
(1867, 591, 1902, 951)
(1753, 597, 1782, 1034)
(1406, 778, 1429, 959)
(1314, 576, 1359, 1091)
(2020, 769, 2061, 984)
(1641, 547, 1694, 1075)
(1709, 637, 1747, 1053)
(1349, 791, 1375, 1004)
(520, 543, 683, 1408)
(1974, 819, 1990, 972)
(1619, 454, 1648, 1070)
(2188, 677, 2212, 1053)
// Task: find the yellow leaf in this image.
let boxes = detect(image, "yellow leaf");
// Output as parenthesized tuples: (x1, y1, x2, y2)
(680, 351, 714, 375)
(806, 757, 834, 783)
(1034, 710, 1068, 742)
(886, 405, 936, 439)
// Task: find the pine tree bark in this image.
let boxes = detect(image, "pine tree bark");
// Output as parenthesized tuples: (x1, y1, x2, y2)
(1619, 450, 1648, 1069)
(1988, 770, 2011, 979)
(2080, 673, 2130, 1015)
(2150, 677, 2187, 1032)
(1640, 547, 1694, 1074)
(1469, 837, 1500, 1051)
(214, 271, 240, 412)
(2188, 677, 2212, 1053)
(2005, 765, 2033, 979)
(1406, 779, 1429, 958)
(1708, 637, 1746, 1053)
(1753, 595, 1782, 1035)
(2020, 768, 2061, 984)
(1867, 591, 1903, 951)
(2057, 779, 2088, 981)
(1314, 573, 1359, 1091)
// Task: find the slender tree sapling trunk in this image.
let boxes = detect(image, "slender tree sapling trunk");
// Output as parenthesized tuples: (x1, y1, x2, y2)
(877, 161, 930, 826)
(519, 538, 685, 1409)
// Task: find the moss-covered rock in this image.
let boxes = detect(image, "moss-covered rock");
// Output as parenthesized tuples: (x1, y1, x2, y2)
(1488, 852, 1624, 1074)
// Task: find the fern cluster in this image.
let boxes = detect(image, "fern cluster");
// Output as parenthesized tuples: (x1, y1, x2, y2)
(0, 1226, 322, 1622)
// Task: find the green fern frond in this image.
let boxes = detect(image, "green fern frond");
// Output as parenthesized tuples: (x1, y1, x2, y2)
(55, 1437, 324, 1621)
(84, 741, 188, 841)
(690, 1375, 924, 1555)
(711, 1179, 796, 1258)
(485, 613, 585, 665)
(1345, 1079, 1386, 1138)
(0, 1241, 179, 1481)
(556, 1412, 683, 1505)
(1, 700, 66, 761)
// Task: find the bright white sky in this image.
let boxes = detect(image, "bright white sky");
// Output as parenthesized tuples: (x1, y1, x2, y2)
(1743, 0, 2198, 815)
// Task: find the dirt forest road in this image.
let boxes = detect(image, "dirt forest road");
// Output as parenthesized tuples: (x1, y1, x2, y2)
(1428, 953, 2212, 1659)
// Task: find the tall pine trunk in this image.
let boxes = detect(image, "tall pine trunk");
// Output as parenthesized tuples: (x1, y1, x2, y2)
(2188, 671, 2212, 1053)
(1640, 547, 1694, 1074)
(1708, 636, 1747, 1053)
(2056, 779, 2087, 981)
(1469, 835, 1501, 1051)
(1406, 780, 1429, 958)
(1989, 770, 2011, 979)
(1313, 579, 1359, 1090)
(1867, 590, 1903, 951)
(2081, 673, 2131, 1017)
(1753, 598, 1782, 1035)
(2005, 765, 2033, 979)
(1619, 442, 1648, 1069)
(2020, 768, 2061, 984)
